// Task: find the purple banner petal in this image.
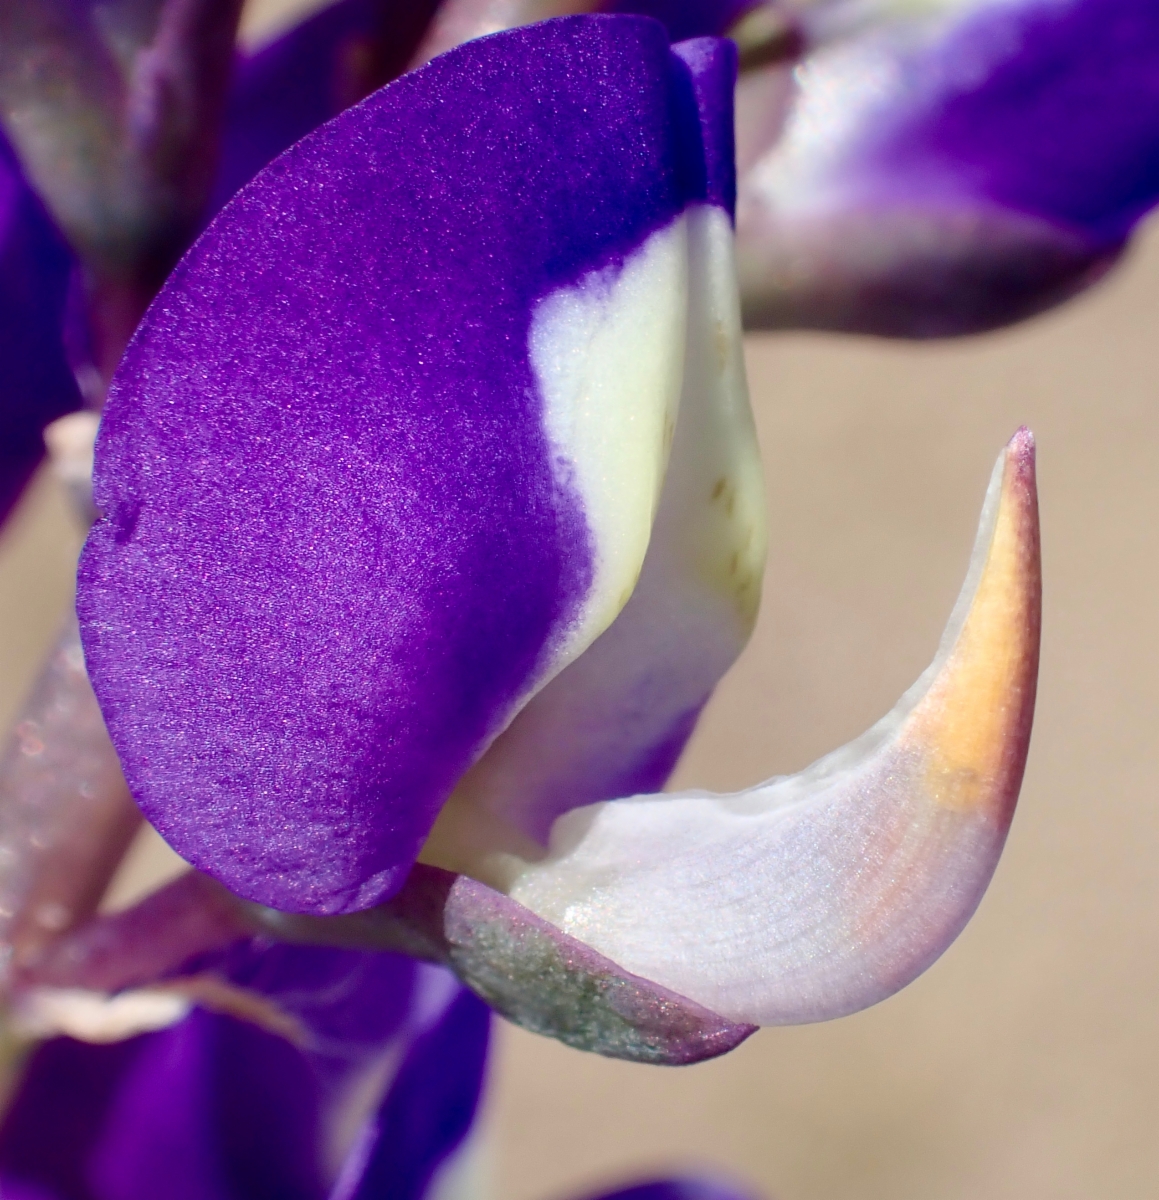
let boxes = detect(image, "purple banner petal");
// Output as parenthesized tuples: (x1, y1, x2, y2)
(79, 16, 718, 916)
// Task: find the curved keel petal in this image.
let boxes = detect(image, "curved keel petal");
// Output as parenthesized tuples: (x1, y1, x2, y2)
(508, 430, 1040, 1025)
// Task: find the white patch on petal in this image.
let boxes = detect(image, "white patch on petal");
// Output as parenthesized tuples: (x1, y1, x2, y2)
(421, 206, 765, 882)
(530, 217, 688, 677)
(12, 986, 191, 1043)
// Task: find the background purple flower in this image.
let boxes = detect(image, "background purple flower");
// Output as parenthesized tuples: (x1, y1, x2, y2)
(0, 946, 489, 1200)
(737, 0, 1159, 333)
(0, 134, 81, 524)
(210, 0, 443, 213)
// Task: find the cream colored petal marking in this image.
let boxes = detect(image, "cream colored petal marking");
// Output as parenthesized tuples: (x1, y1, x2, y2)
(530, 216, 688, 682)
(422, 205, 764, 880)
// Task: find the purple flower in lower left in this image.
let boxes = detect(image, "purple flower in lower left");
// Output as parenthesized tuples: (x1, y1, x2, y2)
(0, 943, 489, 1200)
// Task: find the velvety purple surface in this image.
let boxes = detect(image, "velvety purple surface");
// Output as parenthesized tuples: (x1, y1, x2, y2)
(78, 16, 714, 915)
(861, 0, 1159, 243)
(0, 135, 82, 524)
(210, 0, 441, 216)
(0, 949, 483, 1200)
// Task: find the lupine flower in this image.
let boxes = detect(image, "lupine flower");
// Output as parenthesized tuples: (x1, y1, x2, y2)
(50, 15, 1039, 1063)
(0, 4, 1057, 1198)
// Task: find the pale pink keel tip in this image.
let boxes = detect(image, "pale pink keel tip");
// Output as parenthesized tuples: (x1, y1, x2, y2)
(507, 430, 1040, 1026)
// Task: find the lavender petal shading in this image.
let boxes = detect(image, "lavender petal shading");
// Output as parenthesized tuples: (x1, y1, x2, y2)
(737, 0, 1159, 335)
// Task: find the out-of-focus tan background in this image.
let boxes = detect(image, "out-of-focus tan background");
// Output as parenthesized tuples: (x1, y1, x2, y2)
(4, 3, 1159, 1197)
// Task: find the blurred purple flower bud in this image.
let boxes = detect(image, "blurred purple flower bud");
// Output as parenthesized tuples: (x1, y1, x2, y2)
(0, 134, 81, 523)
(736, 0, 1159, 335)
